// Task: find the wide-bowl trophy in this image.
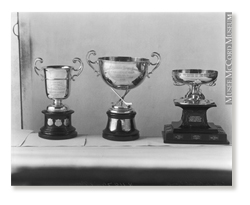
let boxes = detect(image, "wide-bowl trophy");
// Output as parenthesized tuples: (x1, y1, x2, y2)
(34, 57, 83, 140)
(163, 69, 229, 144)
(87, 50, 161, 141)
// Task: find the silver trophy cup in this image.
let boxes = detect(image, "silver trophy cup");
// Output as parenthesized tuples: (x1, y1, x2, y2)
(163, 69, 228, 145)
(34, 57, 83, 139)
(172, 69, 218, 105)
(86, 50, 161, 141)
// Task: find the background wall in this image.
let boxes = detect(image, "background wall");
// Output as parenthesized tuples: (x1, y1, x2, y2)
(11, 12, 21, 129)
(12, 12, 232, 143)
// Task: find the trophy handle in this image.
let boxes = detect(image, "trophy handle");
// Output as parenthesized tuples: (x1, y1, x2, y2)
(71, 57, 84, 81)
(34, 57, 44, 80)
(172, 76, 185, 86)
(147, 52, 161, 78)
(86, 50, 100, 76)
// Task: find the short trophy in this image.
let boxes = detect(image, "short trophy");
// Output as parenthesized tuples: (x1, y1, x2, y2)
(87, 50, 161, 141)
(34, 57, 83, 140)
(163, 69, 229, 144)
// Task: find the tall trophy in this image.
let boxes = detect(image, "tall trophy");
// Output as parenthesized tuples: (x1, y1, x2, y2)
(87, 50, 161, 141)
(34, 57, 83, 140)
(163, 69, 229, 144)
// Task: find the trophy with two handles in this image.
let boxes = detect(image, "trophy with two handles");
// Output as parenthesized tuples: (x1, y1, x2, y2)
(86, 50, 161, 141)
(34, 57, 83, 140)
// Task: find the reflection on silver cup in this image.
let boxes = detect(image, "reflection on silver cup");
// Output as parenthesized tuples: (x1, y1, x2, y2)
(172, 69, 218, 105)
(86, 50, 161, 141)
(98, 57, 151, 90)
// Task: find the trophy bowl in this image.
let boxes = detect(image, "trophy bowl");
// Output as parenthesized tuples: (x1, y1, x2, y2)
(172, 69, 218, 105)
(44, 65, 71, 101)
(98, 56, 153, 90)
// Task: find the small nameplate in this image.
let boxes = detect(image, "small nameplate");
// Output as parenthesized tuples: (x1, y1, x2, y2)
(47, 118, 53, 126)
(189, 116, 202, 122)
(209, 136, 219, 141)
(192, 135, 201, 140)
(174, 135, 183, 140)
(64, 118, 69, 126)
(55, 119, 62, 127)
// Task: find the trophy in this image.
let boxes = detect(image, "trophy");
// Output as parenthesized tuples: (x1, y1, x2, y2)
(87, 50, 161, 141)
(163, 69, 229, 144)
(34, 57, 83, 140)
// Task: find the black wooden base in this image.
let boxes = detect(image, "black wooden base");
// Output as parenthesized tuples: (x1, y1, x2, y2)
(39, 110, 77, 140)
(163, 102, 229, 144)
(163, 124, 229, 144)
(103, 110, 139, 141)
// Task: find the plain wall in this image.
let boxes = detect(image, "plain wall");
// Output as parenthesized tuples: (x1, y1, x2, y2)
(13, 12, 232, 143)
(11, 12, 21, 129)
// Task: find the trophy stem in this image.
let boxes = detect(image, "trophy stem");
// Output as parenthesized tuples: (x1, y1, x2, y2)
(53, 99, 63, 107)
(47, 99, 68, 112)
(184, 84, 205, 103)
(191, 84, 201, 99)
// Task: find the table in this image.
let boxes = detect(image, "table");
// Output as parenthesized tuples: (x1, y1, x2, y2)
(11, 130, 232, 186)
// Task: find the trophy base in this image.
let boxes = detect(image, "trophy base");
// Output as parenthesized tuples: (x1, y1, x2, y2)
(39, 110, 77, 140)
(162, 102, 229, 144)
(162, 123, 229, 144)
(102, 110, 139, 141)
